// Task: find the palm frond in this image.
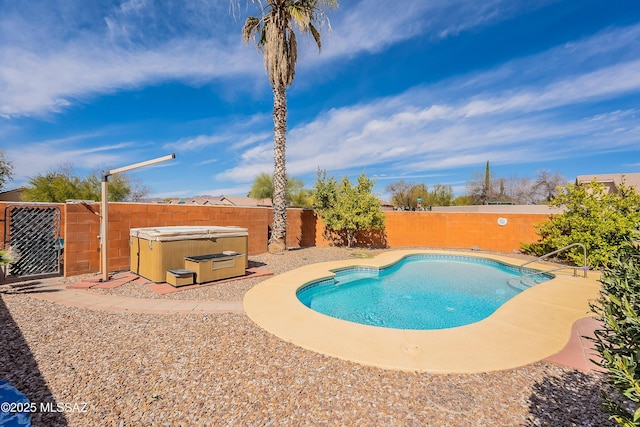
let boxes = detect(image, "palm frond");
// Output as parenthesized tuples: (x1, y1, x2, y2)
(289, 5, 312, 31)
(241, 16, 261, 44)
(308, 23, 321, 50)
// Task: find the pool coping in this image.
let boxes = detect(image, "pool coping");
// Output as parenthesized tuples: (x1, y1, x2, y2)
(243, 250, 602, 373)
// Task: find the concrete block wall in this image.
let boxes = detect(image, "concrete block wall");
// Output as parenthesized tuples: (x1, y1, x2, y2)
(285, 209, 318, 248)
(0, 201, 552, 278)
(314, 211, 547, 253)
(63, 203, 100, 276)
(383, 212, 546, 252)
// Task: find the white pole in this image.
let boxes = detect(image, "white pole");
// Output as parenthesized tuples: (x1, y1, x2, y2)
(108, 154, 176, 175)
(100, 153, 175, 282)
(101, 175, 109, 281)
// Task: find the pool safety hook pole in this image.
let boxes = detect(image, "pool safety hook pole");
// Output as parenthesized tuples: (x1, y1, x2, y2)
(100, 153, 176, 282)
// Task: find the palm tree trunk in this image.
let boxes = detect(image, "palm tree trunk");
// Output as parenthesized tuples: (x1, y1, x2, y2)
(269, 82, 288, 254)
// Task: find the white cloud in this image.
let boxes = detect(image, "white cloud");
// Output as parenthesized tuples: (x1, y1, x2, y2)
(0, 0, 555, 118)
(459, 60, 640, 117)
(317, 0, 553, 61)
(7, 140, 136, 182)
(0, 39, 258, 118)
(166, 134, 230, 152)
(217, 23, 640, 182)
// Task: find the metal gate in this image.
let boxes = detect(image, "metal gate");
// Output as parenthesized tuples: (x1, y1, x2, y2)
(3, 205, 62, 279)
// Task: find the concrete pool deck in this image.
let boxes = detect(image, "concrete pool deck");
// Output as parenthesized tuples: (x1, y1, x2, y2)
(244, 250, 602, 374)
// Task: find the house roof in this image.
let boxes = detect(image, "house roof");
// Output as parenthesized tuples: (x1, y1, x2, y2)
(219, 196, 272, 207)
(0, 187, 26, 202)
(576, 173, 640, 190)
(163, 195, 272, 207)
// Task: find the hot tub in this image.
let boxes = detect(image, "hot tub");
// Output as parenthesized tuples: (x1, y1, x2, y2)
(129, 226, 248, 283)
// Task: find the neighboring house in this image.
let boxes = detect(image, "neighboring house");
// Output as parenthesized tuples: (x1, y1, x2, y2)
(575, 173, 640, 194)
(162, 195, 273, 207)
(379, 200, 395, 211)
(217, 196, 272, 208)
(0, 188, 25, 202)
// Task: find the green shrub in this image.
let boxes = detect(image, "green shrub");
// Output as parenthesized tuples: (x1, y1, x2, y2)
(312, 170, 385, 248)
(522, 180, 640, 269)
(0, 247, 16, 266)
(591, 232, 640, 426)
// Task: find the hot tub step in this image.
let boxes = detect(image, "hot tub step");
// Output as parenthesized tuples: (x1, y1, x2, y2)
(166, 269, 196, 287)
(184, 253, 246, 284)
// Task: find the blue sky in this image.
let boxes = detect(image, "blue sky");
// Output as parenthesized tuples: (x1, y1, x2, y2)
(1, 0, 639, 200)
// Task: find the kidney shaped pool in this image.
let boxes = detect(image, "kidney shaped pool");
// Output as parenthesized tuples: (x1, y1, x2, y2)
(296, 254, 552, 330)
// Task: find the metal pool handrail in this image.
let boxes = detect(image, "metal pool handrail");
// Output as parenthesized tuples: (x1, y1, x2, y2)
(519, 243, 588, 278)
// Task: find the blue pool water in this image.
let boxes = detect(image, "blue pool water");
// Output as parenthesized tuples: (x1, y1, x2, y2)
(296, 255, 551, 330)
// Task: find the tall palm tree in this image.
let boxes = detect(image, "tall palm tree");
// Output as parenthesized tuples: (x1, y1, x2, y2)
(242, 0, 337, 254)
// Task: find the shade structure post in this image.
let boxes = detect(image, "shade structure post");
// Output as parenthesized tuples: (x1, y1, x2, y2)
(101, 174, 109, 281)
(99, 153, 175, 282)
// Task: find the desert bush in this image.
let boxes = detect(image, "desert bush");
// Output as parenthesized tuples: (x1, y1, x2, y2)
(522, 180, 640, 269)
(312, 170, 385, 248)
(591, 232, 640, 425)
(0, 247, 16, 266)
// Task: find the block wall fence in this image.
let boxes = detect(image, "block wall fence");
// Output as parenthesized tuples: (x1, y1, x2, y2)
(0, 202, 551, 277)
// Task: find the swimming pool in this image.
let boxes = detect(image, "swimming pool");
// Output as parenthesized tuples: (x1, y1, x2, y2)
(243, 250, 600, 372)
(296, 254, 552, 330)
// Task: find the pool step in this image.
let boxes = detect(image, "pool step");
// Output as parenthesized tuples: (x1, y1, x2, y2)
(507, 277, 546, 291)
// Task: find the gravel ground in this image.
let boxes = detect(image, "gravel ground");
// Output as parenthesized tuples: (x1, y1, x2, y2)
(88, 246, 551, 301)
(89, 246, 369, 301)
(1, 247, 612, 426)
